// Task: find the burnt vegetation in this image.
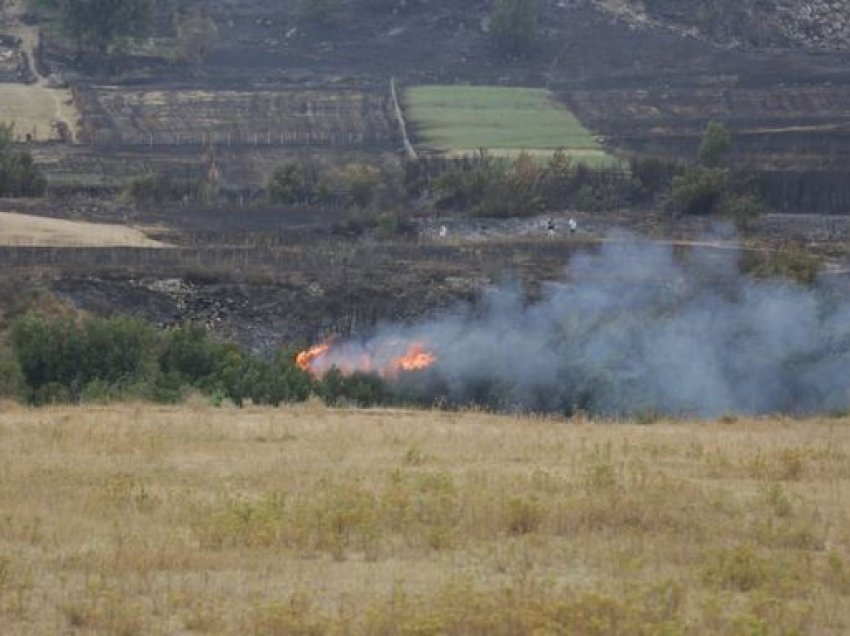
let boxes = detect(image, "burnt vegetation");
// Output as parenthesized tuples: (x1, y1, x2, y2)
(0, 0, 849, 414)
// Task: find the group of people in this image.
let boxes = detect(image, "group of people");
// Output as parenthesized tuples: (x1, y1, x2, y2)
(435, 216, 578, 240)
(547, 217, 577, 237)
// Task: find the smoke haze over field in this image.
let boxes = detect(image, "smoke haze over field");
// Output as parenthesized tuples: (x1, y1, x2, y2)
(334, 238, 850, 417)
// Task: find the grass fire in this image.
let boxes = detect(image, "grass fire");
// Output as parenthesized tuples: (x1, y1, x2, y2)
(297, 339, 437, 379)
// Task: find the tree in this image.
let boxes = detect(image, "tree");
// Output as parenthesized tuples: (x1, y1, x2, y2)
(268, 161, 317, 204)
(490, 0, 539, 53)
(0, 123, 46, 197)
(698, 120, 731, 167)
(725, 193, 765, 232)
(58, 0, 153, 53)
(669, 166, 728, 216)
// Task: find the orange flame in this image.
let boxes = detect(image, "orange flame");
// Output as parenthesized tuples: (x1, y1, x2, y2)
(392, 344, 437, 374)
(296, 342, 330, 373)
(295, 340, 436, 379)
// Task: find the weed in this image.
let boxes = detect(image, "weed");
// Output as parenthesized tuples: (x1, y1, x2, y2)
(703, 545, 771, 592)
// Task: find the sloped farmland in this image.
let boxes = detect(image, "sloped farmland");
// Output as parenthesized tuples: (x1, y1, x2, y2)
(75, 86, 396, 150)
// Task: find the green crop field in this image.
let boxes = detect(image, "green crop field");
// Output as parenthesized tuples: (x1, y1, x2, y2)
(405, 85, 618, 166)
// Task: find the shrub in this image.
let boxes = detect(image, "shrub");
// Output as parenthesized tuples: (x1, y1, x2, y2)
(491, 0, 539, 53)
(725, 193, 765, 231)
(0, 348, 25, 402)
(267, 161, 321, 205)
(0, 124, 46, 197)
(123, 172, 201, 206)
(669, 166, 728, 216)
(703, 545, 771, 591)
(342, 163, 381, 208)
(750, 242, 820, 285)
(629, 155, 682, 201)
(699, 120, 731, 167)
(11, 314, 159, 403)
(160, 324, 223, 385)
(434, 152, 546, 217)
(319, 368, 391, 407)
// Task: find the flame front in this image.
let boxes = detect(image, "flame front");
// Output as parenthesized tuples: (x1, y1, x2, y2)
(296, 342, 331, 373)
(296, 340, 436, 379)
(392, 344, 437, 374)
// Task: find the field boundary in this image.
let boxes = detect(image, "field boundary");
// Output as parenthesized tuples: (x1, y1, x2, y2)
(390, 77, 418, 160)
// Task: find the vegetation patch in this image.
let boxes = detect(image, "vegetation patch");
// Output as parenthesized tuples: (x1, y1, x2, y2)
(405, 85, 617, 167)
(0, 212, 166, 248)
(0, 84, 76, 143)
(0, 406, 847, 633)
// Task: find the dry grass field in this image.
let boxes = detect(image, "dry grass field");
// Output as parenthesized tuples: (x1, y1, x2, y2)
(0, 83, 77, 142)
(0, 212, 168, 248)
(0, 403, 848, 634)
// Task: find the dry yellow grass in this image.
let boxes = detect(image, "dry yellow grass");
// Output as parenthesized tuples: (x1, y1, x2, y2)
(0, 83, 77, 142)
(0, 212, 168, 248)
(0, 403, 848, 634)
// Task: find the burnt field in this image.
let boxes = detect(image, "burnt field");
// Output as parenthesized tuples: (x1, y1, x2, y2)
(29, 81, 401, 195)
(0, 237, 586, 352)
(560, 69, 850, 214)
(30, 0, 850, 214)
(2, 0, 850, 361)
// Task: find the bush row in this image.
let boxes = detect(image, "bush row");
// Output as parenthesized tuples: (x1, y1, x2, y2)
(1, 314, 393, 408)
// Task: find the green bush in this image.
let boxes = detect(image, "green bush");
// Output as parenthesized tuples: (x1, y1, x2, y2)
(699, 120, 731, 167)
(123, 172, 202, 207)
(750, 242, 821, 285)
(725, 193, 765, 231)
(160, 324, 224, 385)
(0, 348, 25, 402)
(669, 166, 728, 216)
(267, 161, 321, 205)
(319, 368, 390, 407)
(491, 0, 539, 53)
(342, 163, 381, 209)
(0, 124, 46, 197)
(12, 314, 159, 403)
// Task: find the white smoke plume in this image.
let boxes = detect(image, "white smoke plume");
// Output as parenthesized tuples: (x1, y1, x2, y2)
(336, 237, 850, 417)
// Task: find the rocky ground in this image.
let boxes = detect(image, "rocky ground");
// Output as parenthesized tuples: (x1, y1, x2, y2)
(596, 0, 850, 51)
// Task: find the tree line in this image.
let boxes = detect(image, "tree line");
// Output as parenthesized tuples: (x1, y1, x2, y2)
(1, 314, 394, 407)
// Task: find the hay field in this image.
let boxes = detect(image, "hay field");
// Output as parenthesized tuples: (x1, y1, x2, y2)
(405, 85, 618, 166)
(0, 212, 168, 247)
(0, 403, 847, 634)
(0, 83, 76, 142)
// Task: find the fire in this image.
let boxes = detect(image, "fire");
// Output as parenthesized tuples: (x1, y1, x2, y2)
(392, 344, 437, 373)
(295, 340, 436, 379)
(295, 342, 331, 373)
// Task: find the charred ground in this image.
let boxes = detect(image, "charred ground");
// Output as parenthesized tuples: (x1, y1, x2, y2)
(1, 0, 850, 353)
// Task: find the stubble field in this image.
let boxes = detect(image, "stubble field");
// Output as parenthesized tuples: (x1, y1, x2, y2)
(0, 404, 848, 634)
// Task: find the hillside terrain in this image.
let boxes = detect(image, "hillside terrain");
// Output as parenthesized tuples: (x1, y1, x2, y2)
(599, 0, 850, 51)
(0, 0, 849, 355)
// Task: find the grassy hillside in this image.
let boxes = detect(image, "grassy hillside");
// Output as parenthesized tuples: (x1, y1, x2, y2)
(0, 403, 847, 633)
(405, 85, 618, 166)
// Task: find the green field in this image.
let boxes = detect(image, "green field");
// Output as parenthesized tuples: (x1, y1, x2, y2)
(405, 85, 617, 166)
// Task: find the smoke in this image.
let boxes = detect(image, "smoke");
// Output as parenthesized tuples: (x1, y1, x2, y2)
(346, 237, 850, 417)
